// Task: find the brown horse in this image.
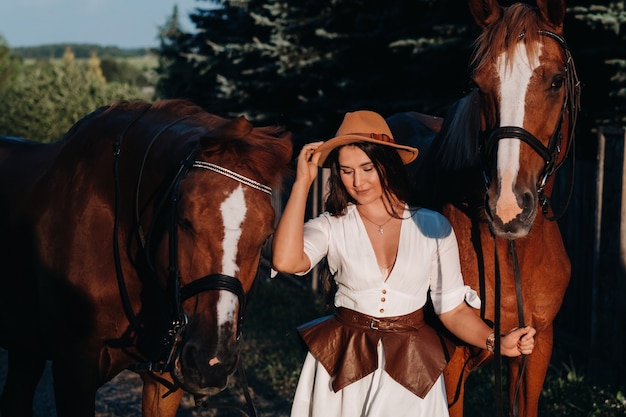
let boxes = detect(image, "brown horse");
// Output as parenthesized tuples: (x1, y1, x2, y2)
(388, 0, 580, 416)
(0, 99, 292, 417)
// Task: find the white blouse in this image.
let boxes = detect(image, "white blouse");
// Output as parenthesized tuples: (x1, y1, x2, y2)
(299, 204, 479, 316)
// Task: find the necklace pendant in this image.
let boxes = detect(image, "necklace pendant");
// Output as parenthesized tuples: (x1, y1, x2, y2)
(379, 226, 384, 234)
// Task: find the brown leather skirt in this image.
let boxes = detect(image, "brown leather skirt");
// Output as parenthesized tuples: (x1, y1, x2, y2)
(297, 307, 455, 398)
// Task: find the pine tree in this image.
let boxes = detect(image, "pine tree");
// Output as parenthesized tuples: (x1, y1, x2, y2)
(154, 1, 477, 140)
(88, 50, 106, 83)
(154, 4, 201, 101)
(568, 1, 626, 127)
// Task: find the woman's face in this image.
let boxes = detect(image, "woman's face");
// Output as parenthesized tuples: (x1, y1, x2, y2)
(337, 145, 383, 205)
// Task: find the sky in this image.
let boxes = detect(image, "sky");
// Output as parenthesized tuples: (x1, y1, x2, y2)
(0, 0, 203, 49)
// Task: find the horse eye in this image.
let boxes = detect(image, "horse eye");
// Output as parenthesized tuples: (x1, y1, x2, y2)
(550, 76, 564, 90)
(179, 218, 194, 232)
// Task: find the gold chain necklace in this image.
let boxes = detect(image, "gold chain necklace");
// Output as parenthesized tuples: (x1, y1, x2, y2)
(358, 211, 394, 234)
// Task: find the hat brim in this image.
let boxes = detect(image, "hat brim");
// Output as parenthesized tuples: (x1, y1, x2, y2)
(314, 134, 419, 167)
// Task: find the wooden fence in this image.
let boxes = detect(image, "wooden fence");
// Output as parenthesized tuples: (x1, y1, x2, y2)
(554, 127, 626, 386)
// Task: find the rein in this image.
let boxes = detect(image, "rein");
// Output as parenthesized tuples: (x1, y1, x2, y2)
(112, 109, 272, 417)
(491, 235, 527, 417)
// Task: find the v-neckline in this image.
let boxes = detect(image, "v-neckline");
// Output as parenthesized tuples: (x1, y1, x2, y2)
(355, 205, 405, 281)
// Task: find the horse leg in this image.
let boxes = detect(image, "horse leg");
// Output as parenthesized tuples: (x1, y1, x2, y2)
(507, 324, 554, 417)
(50, 356, 99, 417)
(0, 349, 46, 417)
(140, 372, 185, 417)
(444, 346, 493, 417)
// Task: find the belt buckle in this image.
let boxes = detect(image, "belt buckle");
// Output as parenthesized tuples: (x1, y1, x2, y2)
(369, 317, 380, 330)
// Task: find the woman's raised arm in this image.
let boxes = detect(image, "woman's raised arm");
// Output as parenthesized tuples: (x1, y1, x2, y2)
(271, 142, 323, 274)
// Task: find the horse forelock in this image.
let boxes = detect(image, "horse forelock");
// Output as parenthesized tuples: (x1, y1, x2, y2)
(197, 116, 293, 188)
(471, 3, 544, 76)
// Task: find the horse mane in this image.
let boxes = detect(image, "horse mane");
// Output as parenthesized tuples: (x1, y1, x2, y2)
(409, 89, 483, 210)
(104, 99, 293, 187)
(427, 88, 482, 172)
(471, 3, 543, 75)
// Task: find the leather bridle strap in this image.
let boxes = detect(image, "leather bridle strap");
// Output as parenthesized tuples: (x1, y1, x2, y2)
(112, 105, 153, 332)
(492, 233, 504, 416)
(487, 126, 553, 164)
(508, 240, 527, 417)
(180, 274, 247, 340)
(491, 234, 528, 417)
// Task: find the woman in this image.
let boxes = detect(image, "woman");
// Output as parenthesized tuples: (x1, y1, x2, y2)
(272, 110, 535, 417)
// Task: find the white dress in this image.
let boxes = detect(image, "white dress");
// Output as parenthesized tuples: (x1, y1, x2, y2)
(291, 205, 479, 417)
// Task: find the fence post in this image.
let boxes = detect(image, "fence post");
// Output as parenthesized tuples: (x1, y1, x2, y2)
(590, 129, 605, 354)
(590, 126, 626, 381)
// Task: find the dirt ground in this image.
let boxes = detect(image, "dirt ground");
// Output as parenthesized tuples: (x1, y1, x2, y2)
(0, 347, 291, 417)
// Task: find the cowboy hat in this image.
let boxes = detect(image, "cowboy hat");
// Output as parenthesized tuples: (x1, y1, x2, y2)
(314, 110, 419, 167)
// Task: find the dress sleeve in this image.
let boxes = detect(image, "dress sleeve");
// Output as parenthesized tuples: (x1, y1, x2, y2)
(295, 213, 332, 276)
(428, 215, 481, 314)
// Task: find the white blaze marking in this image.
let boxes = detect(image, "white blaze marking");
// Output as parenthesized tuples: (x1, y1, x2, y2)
(495, 42, 542, 222)
(216, 184, 246, 327)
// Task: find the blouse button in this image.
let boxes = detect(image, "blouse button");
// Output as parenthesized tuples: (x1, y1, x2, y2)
(381, 289, 387, 294)
(379, 308, 384, 314)
(381, 297, 386, 302)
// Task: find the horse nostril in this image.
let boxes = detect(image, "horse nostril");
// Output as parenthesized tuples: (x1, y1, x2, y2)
(523, 191, 535, 211)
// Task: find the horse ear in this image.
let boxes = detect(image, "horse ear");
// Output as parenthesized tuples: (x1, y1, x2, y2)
(468, 0, 503, 28)
(536, 0, 566, 31)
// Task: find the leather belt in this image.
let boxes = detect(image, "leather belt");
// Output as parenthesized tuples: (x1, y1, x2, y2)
(334, 307, 424, 332)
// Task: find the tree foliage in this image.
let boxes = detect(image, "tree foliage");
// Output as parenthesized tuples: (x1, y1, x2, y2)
(11, 44, 150, 59)
(0, 36, 21, 93)
(0, 55, 142, 142)
(153, 0, 625, 146)
(567, 2, 626, 127)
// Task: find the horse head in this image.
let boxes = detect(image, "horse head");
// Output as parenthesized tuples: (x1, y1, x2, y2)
(122, 100, 292, 400)
(469, 0, 580, 238)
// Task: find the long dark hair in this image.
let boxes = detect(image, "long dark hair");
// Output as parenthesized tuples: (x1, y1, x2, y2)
(320, 142, 414, 307)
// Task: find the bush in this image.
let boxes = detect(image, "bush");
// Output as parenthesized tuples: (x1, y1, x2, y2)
(0, 58, 144, 142)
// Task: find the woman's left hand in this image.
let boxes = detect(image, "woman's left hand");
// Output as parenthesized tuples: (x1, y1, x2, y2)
(500, 326, 536, 357)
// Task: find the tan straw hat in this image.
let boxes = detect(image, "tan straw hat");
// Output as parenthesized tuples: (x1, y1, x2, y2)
(314, 110, 419, 167)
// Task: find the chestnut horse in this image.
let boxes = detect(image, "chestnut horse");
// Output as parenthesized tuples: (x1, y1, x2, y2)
(0, 99, 292, 417)
(388, 0, 580, 416)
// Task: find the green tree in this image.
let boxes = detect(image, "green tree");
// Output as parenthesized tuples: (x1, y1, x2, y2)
(154, 4, 202, 101)
(0, 35, 21, 92)
(567, 2, 626, 127)
(100, 57, 148, 85)
(0, 57, 143, 142)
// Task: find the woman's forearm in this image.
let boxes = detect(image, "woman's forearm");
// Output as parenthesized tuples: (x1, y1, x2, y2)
(438, 302, 536, 357)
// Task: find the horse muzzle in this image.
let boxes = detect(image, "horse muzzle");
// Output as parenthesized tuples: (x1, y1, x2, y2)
(170, 342, 240, 397)
(485, 185, 538, 239)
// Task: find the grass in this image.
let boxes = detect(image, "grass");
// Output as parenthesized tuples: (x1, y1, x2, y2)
(219, 275, 625, 416)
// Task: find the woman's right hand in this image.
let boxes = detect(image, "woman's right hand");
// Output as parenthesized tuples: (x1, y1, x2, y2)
(296, 141, 324, 185)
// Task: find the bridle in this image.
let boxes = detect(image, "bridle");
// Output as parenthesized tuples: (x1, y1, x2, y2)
(481, 29, 581, 221)
(110, 109, 271, 412)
